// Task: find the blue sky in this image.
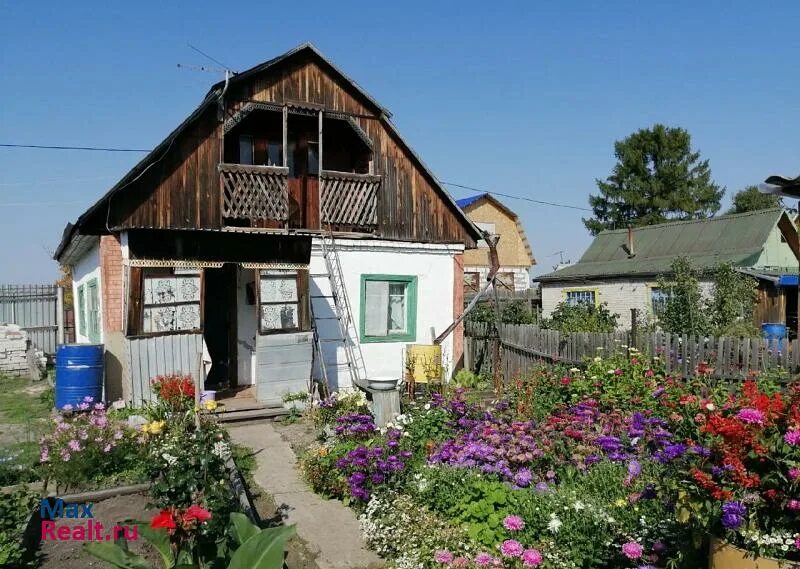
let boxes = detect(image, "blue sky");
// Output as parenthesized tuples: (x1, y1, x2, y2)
(1, 1, 799, 282)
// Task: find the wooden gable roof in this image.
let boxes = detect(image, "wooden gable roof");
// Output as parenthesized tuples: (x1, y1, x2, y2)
(55, 43, 480, 262)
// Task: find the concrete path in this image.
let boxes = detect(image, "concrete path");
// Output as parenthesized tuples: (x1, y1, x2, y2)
(227, 422, 383, 569)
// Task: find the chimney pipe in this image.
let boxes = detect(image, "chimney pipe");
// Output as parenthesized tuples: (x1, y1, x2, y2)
(627, 226, 635, 257)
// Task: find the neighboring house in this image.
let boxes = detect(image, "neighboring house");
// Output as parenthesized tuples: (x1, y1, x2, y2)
(456, 193, 535, 293)
(54, 43, 480, 405)
(535, 209, 800, 332)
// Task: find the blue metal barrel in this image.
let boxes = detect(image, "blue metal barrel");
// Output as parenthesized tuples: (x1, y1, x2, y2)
(55, 344, 104, 410)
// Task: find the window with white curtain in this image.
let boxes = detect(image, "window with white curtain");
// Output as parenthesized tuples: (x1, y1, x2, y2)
(360, 275, 417, 342)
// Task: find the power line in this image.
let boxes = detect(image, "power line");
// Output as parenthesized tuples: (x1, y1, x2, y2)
(1, 142, 593, 213)
(442, 181, 592, 212)
(0, 144, 150, 152)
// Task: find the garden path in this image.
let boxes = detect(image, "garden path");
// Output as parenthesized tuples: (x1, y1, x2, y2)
(228, 422, 383, 569)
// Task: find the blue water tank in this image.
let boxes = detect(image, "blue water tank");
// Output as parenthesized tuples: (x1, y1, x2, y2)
(55, 344, 104, 410)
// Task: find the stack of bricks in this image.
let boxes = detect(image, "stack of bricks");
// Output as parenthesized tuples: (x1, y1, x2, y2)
(0, 323, 30, 374)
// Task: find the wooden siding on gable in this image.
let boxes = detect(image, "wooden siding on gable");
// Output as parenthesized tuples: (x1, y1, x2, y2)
(228, 56, 475, 247)
(86, 50, 475, 247)
(463, 199, 534, 268)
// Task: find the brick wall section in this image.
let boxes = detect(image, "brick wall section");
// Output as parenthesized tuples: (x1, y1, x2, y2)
(100, 234, 123, 333)
(452, 253, 464, 370)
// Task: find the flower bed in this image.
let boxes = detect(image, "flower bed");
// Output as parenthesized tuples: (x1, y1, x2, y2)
(299, 353, 799, 568)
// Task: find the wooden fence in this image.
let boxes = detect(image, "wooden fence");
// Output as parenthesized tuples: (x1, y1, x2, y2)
(464, 322, 800, 380)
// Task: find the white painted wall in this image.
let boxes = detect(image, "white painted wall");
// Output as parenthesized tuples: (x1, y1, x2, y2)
(310, 238, 462, 390)
(541, 278, 714, 331)
(71, 239, 103, 344)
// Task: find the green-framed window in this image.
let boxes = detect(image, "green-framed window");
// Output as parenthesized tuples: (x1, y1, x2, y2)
(359, 274, 417, 343)
(77, 284, 87, 337)
(86, 278, 101, 343)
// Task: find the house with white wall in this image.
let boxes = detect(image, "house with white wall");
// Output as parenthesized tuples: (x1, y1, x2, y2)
(54, 43, 480, 406)
(535, 209, 800, 332)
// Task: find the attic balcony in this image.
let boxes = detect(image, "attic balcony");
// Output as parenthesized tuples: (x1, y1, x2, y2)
(219, 163, 380, 231)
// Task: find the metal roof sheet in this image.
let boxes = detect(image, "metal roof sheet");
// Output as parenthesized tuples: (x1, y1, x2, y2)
(537, 209, 792, 282)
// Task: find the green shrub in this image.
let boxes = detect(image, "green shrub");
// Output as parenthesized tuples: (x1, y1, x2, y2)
(0, 488, 39, 567)
(543, 301, 618, 333)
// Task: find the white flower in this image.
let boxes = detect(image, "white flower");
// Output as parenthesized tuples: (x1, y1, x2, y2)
(547, 517, 563, 533)
(573, 501, 586, 511)
(161, 453, 178, 466)
(569, 367, 580, 373)
(424, 403, 431, 410)
(705, 403, 716, 411)
(593, 357, 602, 362)
(212, 441, 231, 459)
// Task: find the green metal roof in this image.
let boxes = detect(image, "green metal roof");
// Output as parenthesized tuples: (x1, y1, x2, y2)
(537, 209, 790, 282)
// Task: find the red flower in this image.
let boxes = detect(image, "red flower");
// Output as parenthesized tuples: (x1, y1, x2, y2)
(151, 510, 176, 530)
(183, 505, 212, 523)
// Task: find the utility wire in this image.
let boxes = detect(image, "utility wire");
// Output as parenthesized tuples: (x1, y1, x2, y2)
(0, 143, 592, 212)
(187, 43, 236, 74)
(441, 181, 591, 212)
(0, 144, 151, 152)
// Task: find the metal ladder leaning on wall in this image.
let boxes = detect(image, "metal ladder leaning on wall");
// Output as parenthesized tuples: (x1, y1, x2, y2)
(310, 228, 368, 395)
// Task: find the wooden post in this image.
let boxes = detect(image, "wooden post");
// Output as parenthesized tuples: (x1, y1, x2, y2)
(630, 308, 638, 351)
(56, 286, 65, 346)
(195, 354, 202, 429)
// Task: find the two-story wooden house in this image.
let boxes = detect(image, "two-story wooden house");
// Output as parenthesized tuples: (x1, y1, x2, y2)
(54, 43, 480, 405)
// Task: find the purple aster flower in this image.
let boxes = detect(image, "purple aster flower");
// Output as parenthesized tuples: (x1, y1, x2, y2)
(474, 553, 493, 567)
(737, 408, 765, 425)
(621, 541, 643, 559)
(521, 549, 542, 567)
(514, 468, 533, 488)
(534, 482, 550, 493)
(502, 515, 525, 531)
(785, 431, 800, 446)
(500, 539, 524, 558)
(434, 550, 454, 565)
(721, 501, 747, 529)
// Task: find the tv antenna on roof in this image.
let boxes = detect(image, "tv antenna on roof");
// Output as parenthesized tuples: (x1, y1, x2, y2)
(177, 43, 237, 76)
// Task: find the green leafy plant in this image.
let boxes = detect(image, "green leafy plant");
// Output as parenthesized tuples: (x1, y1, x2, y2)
(658, 256, 709, 336)
(84, 512, 295, 569)
(706, 262, 759, 337)
(543, 301, 618, 333)
(0, 488, 39, 567)
(452, 369, 491, 390)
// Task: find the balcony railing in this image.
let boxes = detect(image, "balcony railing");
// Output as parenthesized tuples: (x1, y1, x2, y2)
(219, 163, 289, 222)
(320, 170, 381, 229)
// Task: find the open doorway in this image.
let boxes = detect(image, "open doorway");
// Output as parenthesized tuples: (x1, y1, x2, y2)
(203, 264, 238, 388)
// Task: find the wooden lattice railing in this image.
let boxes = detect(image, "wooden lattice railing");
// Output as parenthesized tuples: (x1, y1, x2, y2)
(219, 163, 289, 222)
(320, 171, 381, 228)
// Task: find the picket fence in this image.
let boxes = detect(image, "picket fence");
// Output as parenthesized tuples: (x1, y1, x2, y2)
(464, 322, 799, 380)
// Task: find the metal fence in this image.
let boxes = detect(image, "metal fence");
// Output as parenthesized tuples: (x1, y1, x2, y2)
(0, 284, 61, 355)
(127, 333, 204, 405)
(465, 322, 800, 381)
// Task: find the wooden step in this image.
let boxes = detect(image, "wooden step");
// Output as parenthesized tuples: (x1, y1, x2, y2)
(215, 407, 289, 424)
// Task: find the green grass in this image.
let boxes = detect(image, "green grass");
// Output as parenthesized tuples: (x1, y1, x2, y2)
(0, 375, 52, 423)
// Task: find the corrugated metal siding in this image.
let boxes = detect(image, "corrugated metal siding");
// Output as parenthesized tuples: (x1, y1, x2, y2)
(0, 284, 58, 354)
(127, 333, 204, 405)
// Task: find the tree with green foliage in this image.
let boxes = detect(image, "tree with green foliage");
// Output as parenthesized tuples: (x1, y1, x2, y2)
(657, 257, 709, 336)
(467, 300, 537, 325)
(543, 301, 618, 333)
(705, 262, 759, 337)
(584, 124, 724, 235)
(727, 185, 783, 214)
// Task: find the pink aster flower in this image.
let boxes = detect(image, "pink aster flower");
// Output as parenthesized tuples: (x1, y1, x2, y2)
(785, 431, 800, 446)
(796, 537, 800, 550)
(503, 515, 525, 531)
(787, 499, 800, 511)
(614, 368, 623, 376)
(644, 369, 654, 377)
(434, 550, 454, 565)
(521, 549, 543, 567)
(452, 557, 470, 568)
(500, 539, 524, 558)
(474, 553, 493, 567)
(789, 468, 800, 481)
(67, 439, 81, 451)
(737, 408, 765, 425)
(621, 541, 643, 559)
